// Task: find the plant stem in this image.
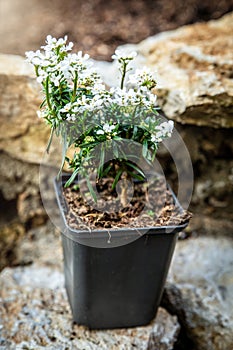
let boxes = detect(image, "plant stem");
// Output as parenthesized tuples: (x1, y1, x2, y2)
(45, 76, 53, 111)
(72, 71, 78, 102)
(45, 76, 57, 119)
(120, 62, 127, 89)
(120, 171, 129, 207)
(46, 127, 54, 154)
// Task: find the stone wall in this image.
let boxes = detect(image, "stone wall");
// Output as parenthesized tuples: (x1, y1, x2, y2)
(0, 55, 49, 269)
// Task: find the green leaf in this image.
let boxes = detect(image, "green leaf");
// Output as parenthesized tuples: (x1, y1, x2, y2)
(132, 125, 138, 139)
(126, 170, 144, 181)
(112, 136, 123, 141)
(46, 127, 54, 154)
(64, 168, 79, 187)
(58, 128, 69, 176)
(112, 141, 119, 158)
(151, 148, 157, 161)
(97, 145, 105, 179)
(86, 177, 97, 202)
(40, 99, 46, 108)
(79, 141, 100, 148)
(142, 139, 148, 158)
(125, 161, 145, 178)
(101, 163, 112, 177)
(112, 169, 123, 190)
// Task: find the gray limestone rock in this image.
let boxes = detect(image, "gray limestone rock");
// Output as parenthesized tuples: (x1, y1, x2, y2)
(0, 263, 180, 350)
(164, 236, 233, 350)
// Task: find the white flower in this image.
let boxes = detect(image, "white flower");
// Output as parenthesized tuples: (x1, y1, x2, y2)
(96, 123, 115, 135)
(25, 50, 40, 64)
(157, 120, 174, 137)
(42, 35, 73, 53)
(146, 92, 157, 107)
(77, 51, 90, 61)
(151, 120, 174, 144)
(67, 113, 76, 121)
(25, 50, 35, 61)
(128, 67, 156, 90)
(60, 103, 73, 113)
(91, 95, 104, 108)
(112, 49, 137, 61)
(66, 41, 74, 51)
(36, 110, 44, 118)
(59, 60, 72, 78)
(92, 82, 106, 92)
(151, 134, 157, 143)
(103, 123, 115, 133)
(111, 87, 140, 106)
(37, 76, 44, 84)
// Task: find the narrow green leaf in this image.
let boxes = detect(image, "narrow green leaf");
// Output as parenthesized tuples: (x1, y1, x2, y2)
(40, 99, 46, 108)
(142, 139, 148, 158)
(79, 141, 100, 148)
(151, 148, 157, 161)
(125, 161, 145, 178)
(112, 141, 119, 158)
(58, 129, 69, 176)
(86, 177, 97, 202)
(101, 163, 112, 177)
(126, 170, 144, 181)
(46, 127, 54, 154)
(133, 125, 138, 139)
(97, 145, 105, 178)
(112, 169, 123, 190)
(64, 168, 79, 187)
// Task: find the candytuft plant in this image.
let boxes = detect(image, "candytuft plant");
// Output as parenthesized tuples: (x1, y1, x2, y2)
(26, 35, 174, 206)
(26, 36, 190, 330)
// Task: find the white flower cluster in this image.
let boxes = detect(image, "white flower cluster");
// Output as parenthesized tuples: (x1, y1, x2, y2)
(109, 86, 157, 109)
(96, 123, 116, 136)
(128, 67, 156, 90)
(26, 35, 92, 87)
(111, 53, 157, 109)
(151, 121, 174, 143)
(112, 49, 137, 62)
(26, 36, 174, 148)
(59, 90, 109, 120)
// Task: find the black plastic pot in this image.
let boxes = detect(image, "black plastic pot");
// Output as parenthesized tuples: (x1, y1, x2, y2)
(54, 175, 188, 329)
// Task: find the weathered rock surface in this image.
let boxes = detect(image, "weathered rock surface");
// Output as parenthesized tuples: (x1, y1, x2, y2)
(0, 54, 48, 163)
(0, 221, 25, 271)
(0, 252, 180, 349)
(96, 13, 233, 128)
(0, 54, 61, 270)
(176, 124, 233, 236)
(163, 236, 233, 350)
(148, 310, 180, 350)
(0, 151, 48, 270)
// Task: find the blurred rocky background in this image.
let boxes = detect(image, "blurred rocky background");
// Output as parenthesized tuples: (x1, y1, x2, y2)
(0, 0, 233, 349)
